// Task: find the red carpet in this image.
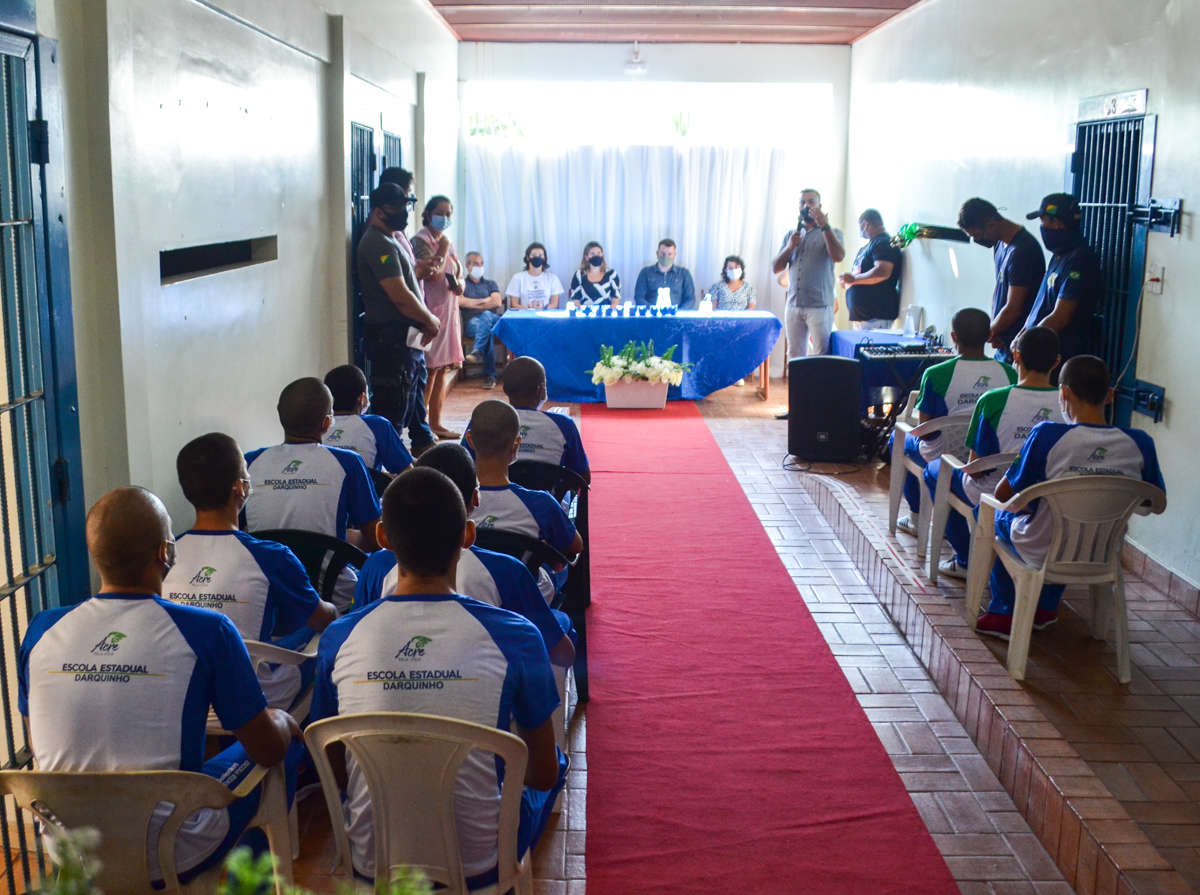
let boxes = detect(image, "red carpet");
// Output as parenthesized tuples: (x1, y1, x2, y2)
(581, 402, 958, 894)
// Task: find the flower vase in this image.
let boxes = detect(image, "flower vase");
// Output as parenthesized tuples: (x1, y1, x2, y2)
(603, 379, 669, 409)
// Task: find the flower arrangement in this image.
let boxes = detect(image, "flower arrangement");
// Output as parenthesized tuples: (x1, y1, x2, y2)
(590, 341, 691, 387)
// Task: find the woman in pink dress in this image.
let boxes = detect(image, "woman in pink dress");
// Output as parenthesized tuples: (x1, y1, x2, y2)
(412, 195, 465, 440)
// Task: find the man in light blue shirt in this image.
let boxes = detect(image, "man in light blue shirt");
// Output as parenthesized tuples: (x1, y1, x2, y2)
(633, 238, 696, 309)
(773, 189, 845, 359)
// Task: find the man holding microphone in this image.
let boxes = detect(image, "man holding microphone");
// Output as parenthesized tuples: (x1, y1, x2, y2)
(772, 189, 844, 420)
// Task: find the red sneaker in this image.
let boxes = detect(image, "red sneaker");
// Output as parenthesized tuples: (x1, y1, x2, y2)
(1033, 609, 1059, 630)
(975, 612, 1012, 640)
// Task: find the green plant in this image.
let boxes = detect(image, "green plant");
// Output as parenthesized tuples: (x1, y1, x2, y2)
(35, 828, 102, 895)
(221, 846, 433, 895)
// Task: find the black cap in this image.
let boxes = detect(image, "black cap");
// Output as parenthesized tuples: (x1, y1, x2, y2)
(1026, 193, 1082, 224)
(369, 182, 408, 209)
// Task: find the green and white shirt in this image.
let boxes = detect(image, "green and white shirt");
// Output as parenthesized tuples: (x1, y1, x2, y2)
(962, 385, 1063, 503)
(916, 356, 1016, 461)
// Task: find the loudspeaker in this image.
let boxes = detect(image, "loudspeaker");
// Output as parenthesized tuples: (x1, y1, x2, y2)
(788, 356, 862, 462)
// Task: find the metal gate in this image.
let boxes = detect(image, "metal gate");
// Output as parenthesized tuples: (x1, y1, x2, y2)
(1, 35, 57, 890)
(1070, 113, 1168, 425)
(350, 123, 375, 369)
(382, 130, 401, 173)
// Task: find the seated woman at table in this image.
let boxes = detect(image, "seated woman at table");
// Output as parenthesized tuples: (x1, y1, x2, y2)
(568, 241, 622, 308)
(506, 242, 564, 310)
(708, 255, 757, 311)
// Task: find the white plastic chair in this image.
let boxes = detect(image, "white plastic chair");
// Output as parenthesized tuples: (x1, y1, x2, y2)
(964, 476, 1167, 683)
(207, 635, 321, 736)
(0, 763, 292, 894)
(927, 451, 1018, 585)
(888, 412, 972, 560)
(305, 712, 534, 895)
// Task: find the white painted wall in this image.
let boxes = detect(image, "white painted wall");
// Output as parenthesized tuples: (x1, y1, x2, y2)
(49, 0, 458, 538)
(847, 0, 1200, 583)
(459, 42, 852, 368)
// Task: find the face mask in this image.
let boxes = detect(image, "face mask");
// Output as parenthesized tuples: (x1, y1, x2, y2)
(658, 253, 674, 268)
(385, 209, 409, 231)
(1059, 393, 1073, 423)
(163, 540, 177, 571)
(470, 265, 485, 279)
(588, 255, 604, 268)
(1040, 226, 1077, 254)
(726, 267, 742, 281)
(431, 214, 451, 232)
(529, 256, 545, 269)
(973, 236, 996, 249)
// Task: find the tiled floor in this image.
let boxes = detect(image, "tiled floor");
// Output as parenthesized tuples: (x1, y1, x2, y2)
(698, 383, 1075, 894)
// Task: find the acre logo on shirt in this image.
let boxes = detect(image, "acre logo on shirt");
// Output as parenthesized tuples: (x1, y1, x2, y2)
(973, 376, 992, 390)
(327, 429, 345, 442)
(1033, 408, 1054, 424)
(519, 426, 532, 438)
(282, 460, 304, 474)
(395, 635, 433, 660)
(90, 631, 127, 654)
(478, 515, 499, 529)
(1088, 447, 1109, 462)
(189, 566, 217, 586)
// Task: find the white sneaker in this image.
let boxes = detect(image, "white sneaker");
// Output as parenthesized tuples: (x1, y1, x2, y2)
(735, 378, 746, 386)
(895, 513, 917, 535)
(938, 557, 968, 579)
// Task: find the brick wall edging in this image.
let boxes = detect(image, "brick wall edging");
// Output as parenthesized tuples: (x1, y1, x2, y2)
(801, 476, 1187, 895)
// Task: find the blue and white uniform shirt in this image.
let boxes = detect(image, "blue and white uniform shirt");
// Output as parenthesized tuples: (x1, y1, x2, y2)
(916, 357, 1017, 462)
(1002, 422, 1164, 566)
(324, 414, 413, 474)
(242, 442, 381, 540)
(163, 530, 322, 708)
(354, 547, 566, 654)
(19, 595, 266, 873)
(514, 409, 588, 477)
(473, 484, 576, 554)
(311, 595, 559, 879)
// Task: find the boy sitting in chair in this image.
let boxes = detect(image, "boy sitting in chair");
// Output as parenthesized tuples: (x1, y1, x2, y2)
(975, 355, 1164, 639)
(165, 432, 338, 709)
(243, 378, 382, 611)
(923, 326, 1064, 579)
(464, 356, 590, 483)
(311, 467, 568, 887)
(468, 400, 583, 598)
(322, 364, 413, 474)
(19, 487, 301, 886)
(354, 442, 576, 668)
(892, 307, 1016, 534)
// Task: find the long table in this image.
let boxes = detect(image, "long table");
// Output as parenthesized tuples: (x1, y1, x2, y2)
(493, 309, 783, 403)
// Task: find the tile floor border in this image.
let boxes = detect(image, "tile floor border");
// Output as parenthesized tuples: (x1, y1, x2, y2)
(801, 475, 1191, 895)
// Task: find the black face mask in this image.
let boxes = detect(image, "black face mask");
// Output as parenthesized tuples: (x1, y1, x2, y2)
(529, 257, 546, 269)
(588, 256, 604, 268)
(1040, 226, 1080, 254)
(385, 209, 409, 231)
(973, 236, 996, 249)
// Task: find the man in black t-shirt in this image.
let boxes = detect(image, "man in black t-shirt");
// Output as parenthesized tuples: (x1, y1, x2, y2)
(355, 183, 441, 433)
(461, 251, 504, 389)
(958, 197, 1046, 363)
(840, 208, 901, 329)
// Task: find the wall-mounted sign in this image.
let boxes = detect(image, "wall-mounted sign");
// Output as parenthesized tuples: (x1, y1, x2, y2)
(1078, 89, 1147, 122)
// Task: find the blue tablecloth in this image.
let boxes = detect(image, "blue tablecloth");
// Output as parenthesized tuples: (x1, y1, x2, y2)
(492, 310, 782, 402)
(829, 328, 925, 359)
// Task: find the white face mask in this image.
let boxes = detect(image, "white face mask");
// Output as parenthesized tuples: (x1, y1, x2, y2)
(726, 267, 742, 281)
(470, 265, 485, 280)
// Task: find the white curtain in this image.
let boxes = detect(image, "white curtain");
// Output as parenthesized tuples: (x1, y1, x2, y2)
(463, 141, 800, 324)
